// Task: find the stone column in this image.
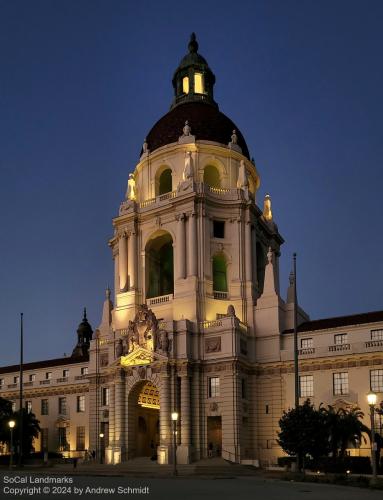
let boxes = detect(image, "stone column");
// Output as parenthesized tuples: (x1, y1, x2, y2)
(176, 214, 186, 280)
(106, 383, 115, 464)
(191, 367, 201, 460)
(178, 373, 191, 463)
(114, 370, 125, 463)
(128, 230, 137, 289)
(187, 212, 197, 276)
(118, 233, 128, 291)
(158, 368, 171, 463)
(245, 220, 252, 282)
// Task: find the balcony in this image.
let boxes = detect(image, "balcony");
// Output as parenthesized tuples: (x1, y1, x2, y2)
(139, 190, 177, 209)
(213, 291, 228, 300)
(56, 377, 68, 383)
(24, 381, 34, 387)
(75, 375, 88, 381)
(365, 339, 383, 348)
(7, 383, 17, 389)
(146, 293, 173, 306)
(40, 380, 50, 385)
(298, 348, 315, 355)
(328, 344, 351, 352)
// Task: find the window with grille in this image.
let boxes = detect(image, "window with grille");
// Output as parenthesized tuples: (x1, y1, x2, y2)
(371, 329, 383, 341)
(46, 372, 52, 380)
(334, 334, 348, 345)
(208, 377, 220, 398)
(333, 372, 349, 395)
(77, 395, 85, 412)
(25, 401, 32, 413)
(29, 374, 36, 382)
(63, 369, 69, 378)
(76, 426, 85, 451)
(58, 397, 67, 415)
(370, 369, 383, 392)
(81, 367, 88, 375)
(301, 338, 313, 349)
(299, 375, 314, 397)
(41, 399, 49, 415)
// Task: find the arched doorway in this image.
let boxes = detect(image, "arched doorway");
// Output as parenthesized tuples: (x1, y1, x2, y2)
(145, 231, 174, 298)
(128, 380, 160, 458)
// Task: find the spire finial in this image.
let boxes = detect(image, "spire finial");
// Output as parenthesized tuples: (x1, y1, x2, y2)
(188, 32, 198, 53)
(83, 307, 87, 320)
(106, 287, 111, 299)
(263, 193, 273, 221)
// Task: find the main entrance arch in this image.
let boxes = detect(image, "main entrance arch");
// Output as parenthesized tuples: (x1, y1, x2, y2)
(127, 380, 160, 458)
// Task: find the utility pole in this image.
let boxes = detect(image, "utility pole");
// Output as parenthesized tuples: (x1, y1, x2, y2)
(18, 313, 24, 467)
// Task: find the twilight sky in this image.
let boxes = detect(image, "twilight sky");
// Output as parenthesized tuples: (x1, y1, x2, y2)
(1, 0, 382, 365)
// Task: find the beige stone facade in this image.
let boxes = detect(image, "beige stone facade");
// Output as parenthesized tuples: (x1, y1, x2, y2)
(1, 35, 382, 466)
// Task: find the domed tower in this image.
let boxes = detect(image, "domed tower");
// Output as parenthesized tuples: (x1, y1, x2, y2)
(72, 308, 93, 357)
(92, 34, 288, 467)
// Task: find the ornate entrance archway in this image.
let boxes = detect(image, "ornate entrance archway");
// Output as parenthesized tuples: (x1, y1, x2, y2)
(127, 380, 160, 458)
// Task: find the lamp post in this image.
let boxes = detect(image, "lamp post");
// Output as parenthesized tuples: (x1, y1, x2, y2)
(99, 433, 104, 464)
(367, 391, 377, 483)
(171, 411, 178, 476)
(8, 420, 15, 468)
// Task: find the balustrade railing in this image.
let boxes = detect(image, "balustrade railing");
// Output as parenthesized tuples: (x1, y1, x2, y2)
(328, 344, 350, 352)
(146, 294, 173, 306)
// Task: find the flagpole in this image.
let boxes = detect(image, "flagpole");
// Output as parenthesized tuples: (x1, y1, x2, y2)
(293, 254, 299, 409)
(19, 313, 24, 466)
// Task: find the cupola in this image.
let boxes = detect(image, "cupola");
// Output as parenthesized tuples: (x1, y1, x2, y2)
(171, 33, 217, 109)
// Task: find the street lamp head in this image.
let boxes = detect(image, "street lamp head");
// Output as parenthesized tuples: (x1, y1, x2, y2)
(99, 433, 104, 438)
(8, 420, 15, 429)
(171, 411, 179, 421)
(367, 392, 377, 406)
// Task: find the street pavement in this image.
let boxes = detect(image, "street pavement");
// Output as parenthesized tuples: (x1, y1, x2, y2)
(1, 472, 383, 500)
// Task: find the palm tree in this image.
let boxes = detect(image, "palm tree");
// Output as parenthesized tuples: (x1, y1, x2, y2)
(320, 404, 369, 458)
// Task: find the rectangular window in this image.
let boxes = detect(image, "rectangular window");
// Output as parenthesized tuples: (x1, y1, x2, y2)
(334, 334, 348, 345)
(14, 376, 19, 384)
(371, 329, 383, 341)
(333, 372, 349, 395)
(63, 369, 69, 378)
(77, 395, 85, 412)
(0, 378, 4, 388)
(301, 338, 313, 349)
(370, 369, 383, 392)
(58, 397, 67, 415)
(194, 72, 204, 93)
(265, 404, 269, 414)
(25, 401, 32, 413)
(46, 372, 52, 380)
(41, 428, 48, 451)
(76, 426, 85, 451)
(11, 401, 16, 412)
(208, 377, 220, 398)
(81, 367, 88, 375)
(213, 220, 225, 238)
(58, 427, 69, 451)
(41, 399, 49, 415)
(102, 387, 110, 406)
(299, 375, 314, 397)
(29, 374, 36, 382)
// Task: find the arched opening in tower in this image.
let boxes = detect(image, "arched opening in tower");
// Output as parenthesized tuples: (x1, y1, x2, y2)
(212, 253, 227, 293)
(203, 165, 221, 188)
(145, 231, 174, 298)
(158, 169, 172, 195)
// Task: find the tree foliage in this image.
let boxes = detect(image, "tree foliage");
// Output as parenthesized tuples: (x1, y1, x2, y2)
(0, 397, 40, 454)
(278, 400, 370, 461)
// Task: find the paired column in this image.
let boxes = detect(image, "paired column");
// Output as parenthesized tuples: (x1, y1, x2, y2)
(118, 233, 128, 291)
(128, 230, 137, 289)
(245, 219, 252, 282)
(114, 370, 125, 459)
(187, 212, 198, 277)
(159, 372, 171, 446)
(176, 214, 186, 280)
(180, 375, 191, 446)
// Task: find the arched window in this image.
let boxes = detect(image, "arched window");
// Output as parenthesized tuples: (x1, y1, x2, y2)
(146, 232, 174, 298)
(158, 169, 172, 195)
(256, 243, 266, 294)
(213, 254, 227, 293)
(182, 76, 189, 94)
(203, 165, 220, 188)
(194, 73, 204, 94)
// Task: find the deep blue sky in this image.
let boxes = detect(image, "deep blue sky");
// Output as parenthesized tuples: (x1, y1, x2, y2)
(1, 0, 382, 365)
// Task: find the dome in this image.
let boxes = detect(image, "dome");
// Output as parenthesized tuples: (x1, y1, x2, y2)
(144, 101, 250, 159)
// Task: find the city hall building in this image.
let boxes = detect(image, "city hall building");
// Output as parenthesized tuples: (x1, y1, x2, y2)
(1, 35, 382, 466)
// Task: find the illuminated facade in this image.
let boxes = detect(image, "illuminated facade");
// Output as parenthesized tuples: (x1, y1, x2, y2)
(1, 34, 382, 466)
